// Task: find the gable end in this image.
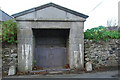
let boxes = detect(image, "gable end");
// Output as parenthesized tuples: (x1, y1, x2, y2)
(12, 3, 89, 19)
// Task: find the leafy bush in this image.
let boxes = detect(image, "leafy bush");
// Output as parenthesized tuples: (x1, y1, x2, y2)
(1, 20, 18, 44)
(84, 26, 120, 40)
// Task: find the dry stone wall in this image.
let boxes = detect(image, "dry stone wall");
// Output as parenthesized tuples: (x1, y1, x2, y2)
(2, 44, 17, 75)
(84, 39, 120, 69)
(1, 39, 119, 75)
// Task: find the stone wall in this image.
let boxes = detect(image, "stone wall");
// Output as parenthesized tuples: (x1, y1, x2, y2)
(2, 44, 17, 75)
(2, 39, 119, 75)
(84, 39, 120, 69)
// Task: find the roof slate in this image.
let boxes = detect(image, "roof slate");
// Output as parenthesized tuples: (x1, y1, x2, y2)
(0, 9, 13, 21)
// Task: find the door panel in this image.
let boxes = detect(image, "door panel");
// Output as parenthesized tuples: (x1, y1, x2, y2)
(35, 48, 50, 68)
(35, 47, 66, 68)
(52, 48, 66, 67)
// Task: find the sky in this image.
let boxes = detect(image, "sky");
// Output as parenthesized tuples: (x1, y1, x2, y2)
(0, 0, 119, 30)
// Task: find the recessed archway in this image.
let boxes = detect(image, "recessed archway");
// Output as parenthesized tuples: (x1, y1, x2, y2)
(32, 29, 70, 69)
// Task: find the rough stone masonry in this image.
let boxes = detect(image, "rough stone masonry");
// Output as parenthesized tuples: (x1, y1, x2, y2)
(2, 39, 119, 75)
(84, 39, 120, 68)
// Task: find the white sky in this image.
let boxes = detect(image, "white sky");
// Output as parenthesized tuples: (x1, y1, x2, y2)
(0, 0, 119, 30)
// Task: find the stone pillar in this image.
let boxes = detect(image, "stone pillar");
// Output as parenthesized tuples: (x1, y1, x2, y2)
(69, 22, 84, 69)
(18, 28, 33, 72)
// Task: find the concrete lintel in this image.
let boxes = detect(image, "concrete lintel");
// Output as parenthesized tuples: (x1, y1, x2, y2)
(16, 19, 85, 22)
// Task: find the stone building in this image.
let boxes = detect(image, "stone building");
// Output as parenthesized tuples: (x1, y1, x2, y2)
(0, 9, 13, 22)
(12, 3, 89, 72)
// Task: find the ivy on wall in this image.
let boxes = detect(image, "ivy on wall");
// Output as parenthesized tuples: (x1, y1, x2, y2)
(1, 20, 18, 44)
(84, 26, 120, 41)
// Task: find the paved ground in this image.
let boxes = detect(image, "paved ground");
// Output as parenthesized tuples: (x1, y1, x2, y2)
(2, 70, 119, 78)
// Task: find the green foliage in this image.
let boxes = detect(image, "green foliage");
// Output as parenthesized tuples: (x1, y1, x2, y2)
(33, 60, 37, 66)
(84, 26, 120, 41)
(1, 20, 18, 44)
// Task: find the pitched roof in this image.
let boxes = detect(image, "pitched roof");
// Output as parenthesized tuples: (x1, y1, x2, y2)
(0, 9, 13, 21)
(12, 2, 89, 19)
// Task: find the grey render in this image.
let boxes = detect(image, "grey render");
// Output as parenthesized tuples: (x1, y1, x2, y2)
(12, 3, 89, 72)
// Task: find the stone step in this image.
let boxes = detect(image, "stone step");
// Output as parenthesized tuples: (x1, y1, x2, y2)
(48, 71, 63, 74)
(30, 68, 70, 74)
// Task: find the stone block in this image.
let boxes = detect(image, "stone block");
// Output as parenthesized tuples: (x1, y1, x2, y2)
(85, 58, 89, 61)
(8, 66, 16, 76)
(4, 55, 9, 57)
(10, 54, 17, 58)
(8, 61, 15, 66)
(11, 49, 14, 53)
(86, 62, 92, 72)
